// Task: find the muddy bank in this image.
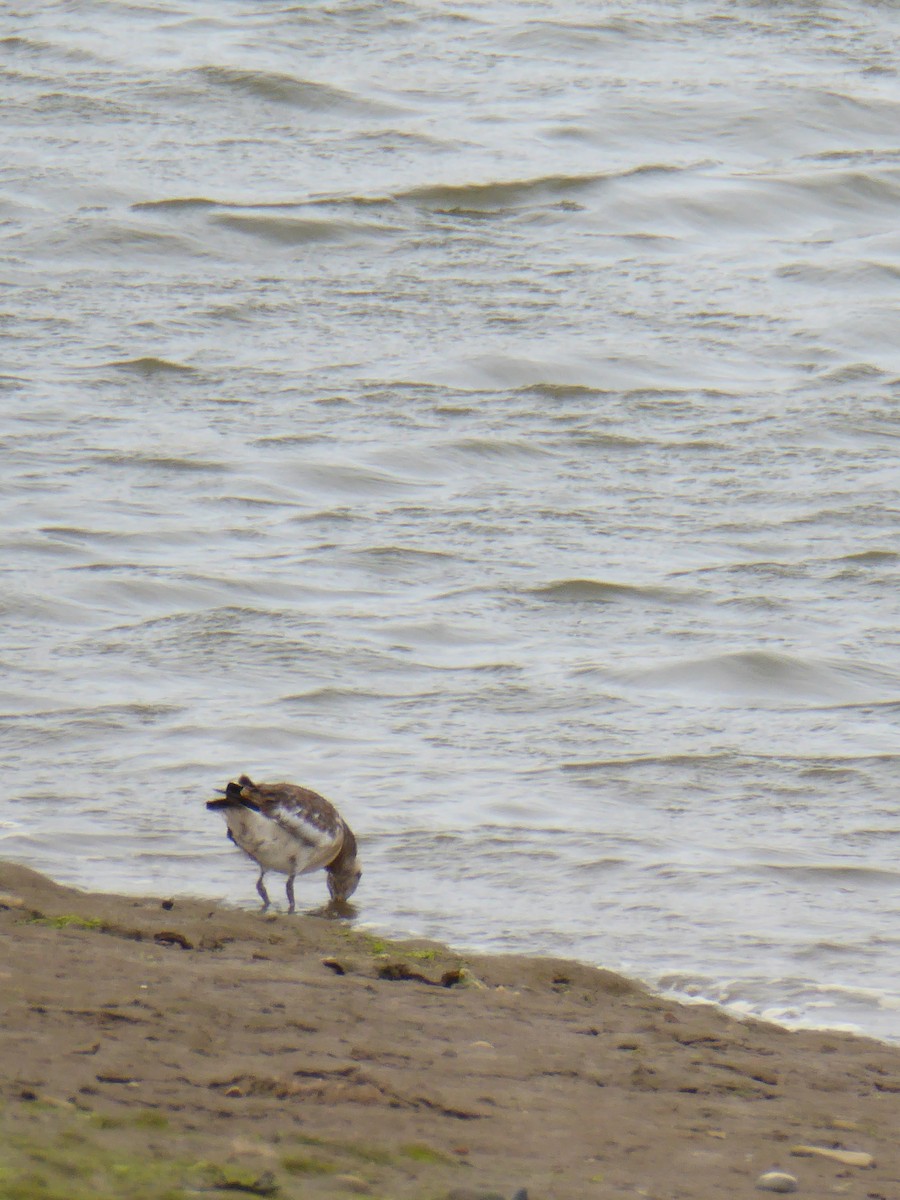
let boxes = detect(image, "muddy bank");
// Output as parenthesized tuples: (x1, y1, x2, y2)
(1, 860, 898, 1199)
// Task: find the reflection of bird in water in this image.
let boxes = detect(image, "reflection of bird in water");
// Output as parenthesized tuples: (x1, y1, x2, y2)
(206, 775, 361, 912)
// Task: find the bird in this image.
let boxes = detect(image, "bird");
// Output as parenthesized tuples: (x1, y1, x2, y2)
(206, 775, 361, 912)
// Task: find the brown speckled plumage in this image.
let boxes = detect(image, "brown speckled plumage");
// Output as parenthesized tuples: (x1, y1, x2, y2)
(207, 775, 361, 911)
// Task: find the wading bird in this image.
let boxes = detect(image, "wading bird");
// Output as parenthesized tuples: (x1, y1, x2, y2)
(207, 775, 361, 911)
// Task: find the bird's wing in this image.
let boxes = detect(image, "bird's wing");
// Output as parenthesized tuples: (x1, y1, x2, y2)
(252, 783, 344, 850)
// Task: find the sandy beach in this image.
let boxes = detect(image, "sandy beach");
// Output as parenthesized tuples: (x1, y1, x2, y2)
(1, 859, 898, 1200)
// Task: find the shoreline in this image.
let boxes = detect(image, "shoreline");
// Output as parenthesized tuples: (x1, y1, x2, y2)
(2, 859, 899, 1199)
(13, 859, 888, 1050)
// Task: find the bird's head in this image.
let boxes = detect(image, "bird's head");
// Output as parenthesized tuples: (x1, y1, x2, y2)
(326, 825, 361, 902)
(327, 861, 362, 902)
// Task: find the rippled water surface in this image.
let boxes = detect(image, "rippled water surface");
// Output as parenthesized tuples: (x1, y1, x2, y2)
(3, 0, 900, 1040)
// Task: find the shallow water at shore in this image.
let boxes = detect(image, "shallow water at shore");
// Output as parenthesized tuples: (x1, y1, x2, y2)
(2, 0, 900, 1040)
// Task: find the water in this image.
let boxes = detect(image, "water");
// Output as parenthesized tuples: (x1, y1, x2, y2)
(3, 0, 900, 1042)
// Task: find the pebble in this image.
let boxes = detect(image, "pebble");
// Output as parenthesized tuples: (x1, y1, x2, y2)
(756, 1172, 798, 1193)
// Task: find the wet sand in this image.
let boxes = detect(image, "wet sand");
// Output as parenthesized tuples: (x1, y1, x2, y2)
(2, 860, 899, 1199)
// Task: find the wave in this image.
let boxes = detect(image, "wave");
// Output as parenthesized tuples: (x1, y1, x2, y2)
(760, 863, 900, 885)
(562, 753, 735, 773)
(440, 436, 556, 461)
(783, 166, 900, 212)
(434, 351, 680, 392)
(101, 357, 197, 376)
(563, 750, 900, 774)
(0, 701, 182, 726)
(211, 212, 389, 245)
(655, 972, 898, 1039)
(130, 197, 395, 246)
(397, 164, 678, 212)
(838, 549, 898, 564)
(40, 524, 209, 547)
(133, 195, 382, 215)
(133, 197, 228, 213)
(278, 687, 384, 706)
(130, 163, 680, 228)
(622, 650, 900, 702)
(528, 578, 697, 606)
(400, 171, 604, 210)
(777, 261, 900, 289)
(295, 462, 432, 497)
(815, 362, 890, 384)
(509, 17, 650, 52)
(348, 545, 458, 564)
(132, 197, 317, 213)
(32, 220, 205, 260)
(194, 65, 401, 115)
(0, 33, 105, 65)
(88, 452, 226, 474)
(566, 431, 647, 449)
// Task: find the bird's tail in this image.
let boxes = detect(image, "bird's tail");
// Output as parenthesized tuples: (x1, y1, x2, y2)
(206, 775, 258, 811)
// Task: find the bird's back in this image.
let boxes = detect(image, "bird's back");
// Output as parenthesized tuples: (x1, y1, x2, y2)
(208, 775, 345, 876)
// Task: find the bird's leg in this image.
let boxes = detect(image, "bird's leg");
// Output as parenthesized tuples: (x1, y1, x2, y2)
(286, 875, 296, 914)
(256, 872, 270, 912)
